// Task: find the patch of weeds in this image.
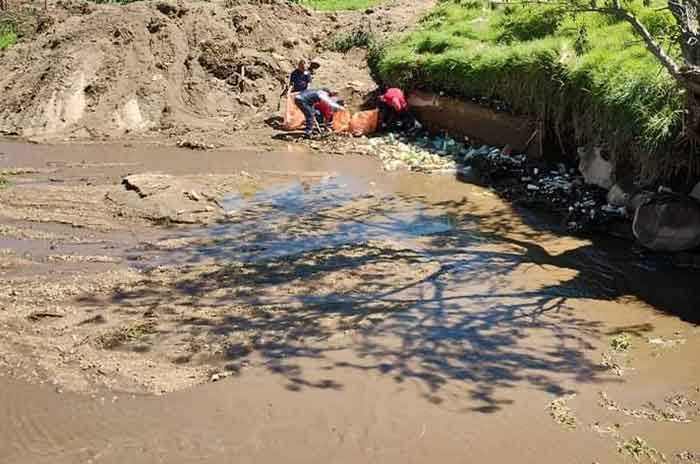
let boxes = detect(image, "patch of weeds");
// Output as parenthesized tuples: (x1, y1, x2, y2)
(329, 28, 376, 53)
(611, 332, 632, 352)
(0, 27, 17, 50)
(95, 321, 157, 349)
(547, 394, 577, 429)
(0, 177, 8, 189)
(618, 437, 665, 463)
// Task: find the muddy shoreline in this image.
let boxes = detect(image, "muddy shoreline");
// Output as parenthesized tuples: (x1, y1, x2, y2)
(1, 138, 700, 462)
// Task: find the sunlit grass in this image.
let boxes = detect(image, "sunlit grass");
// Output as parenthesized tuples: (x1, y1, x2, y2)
(296, 0, 381, 11)
(376, 0, 684, 179)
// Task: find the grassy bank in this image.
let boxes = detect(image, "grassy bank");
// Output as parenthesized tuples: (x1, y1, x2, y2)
(296, 0, 381, 11)
(376, 0, 693, 181)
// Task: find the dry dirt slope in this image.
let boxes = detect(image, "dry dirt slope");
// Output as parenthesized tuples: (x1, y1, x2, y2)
(0, 0, 434, 142)
(0, 0, 322, 140)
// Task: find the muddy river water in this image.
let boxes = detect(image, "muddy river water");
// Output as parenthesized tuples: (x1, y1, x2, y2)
(1, 140, 699, 463)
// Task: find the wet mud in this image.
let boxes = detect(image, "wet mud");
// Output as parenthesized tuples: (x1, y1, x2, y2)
(1, 140, 699, 463)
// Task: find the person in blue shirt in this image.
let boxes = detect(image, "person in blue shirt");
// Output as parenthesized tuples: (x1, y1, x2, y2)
(290, 60, 312, 92)
(280, 60, 314, 99)
(295, 88, 345, 138)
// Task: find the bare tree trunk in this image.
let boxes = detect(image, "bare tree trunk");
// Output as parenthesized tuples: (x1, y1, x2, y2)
(670, 0, 700, 66)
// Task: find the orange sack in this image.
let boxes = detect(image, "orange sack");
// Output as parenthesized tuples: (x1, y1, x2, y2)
(332, 109, 351, 133)
(349, 109, 379, 136)
(283, 91, 305, 131)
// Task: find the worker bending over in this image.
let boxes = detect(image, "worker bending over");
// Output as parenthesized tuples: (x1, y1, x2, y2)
(314, 95, 344, 129)
(377, 87, 419, 133)
(295, 88, 344, 138)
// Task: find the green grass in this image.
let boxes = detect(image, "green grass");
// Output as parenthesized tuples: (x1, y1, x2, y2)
(0, 29, 16, 50)
(376, 0, 691, 180)
(329, 28, 376, 52)
(295, 0, 381, 11)
(0, 21, 17, 51)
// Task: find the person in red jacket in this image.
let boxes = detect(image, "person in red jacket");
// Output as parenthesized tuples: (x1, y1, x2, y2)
(314, 96, 344, 130)
(377, 87, 419, 133)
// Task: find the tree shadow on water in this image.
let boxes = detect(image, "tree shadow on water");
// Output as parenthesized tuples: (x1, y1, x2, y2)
(90, 191, 700, 412)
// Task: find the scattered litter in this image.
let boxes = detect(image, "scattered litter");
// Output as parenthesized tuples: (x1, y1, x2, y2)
(305, 131, 622, 234)
(648, 336, 686, 349)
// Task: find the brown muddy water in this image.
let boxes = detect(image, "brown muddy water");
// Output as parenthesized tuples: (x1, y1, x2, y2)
(1, 140, 699, 463)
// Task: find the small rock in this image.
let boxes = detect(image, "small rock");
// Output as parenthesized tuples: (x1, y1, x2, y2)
(211, 373, 222, 382)
(578, 146, 613, 190)
(607, 184, 630, 207)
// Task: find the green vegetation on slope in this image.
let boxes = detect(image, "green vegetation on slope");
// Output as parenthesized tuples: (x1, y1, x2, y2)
(376, 0, 690, 180)
(0, 27, 16, 50)
(295, 0, 381, 11)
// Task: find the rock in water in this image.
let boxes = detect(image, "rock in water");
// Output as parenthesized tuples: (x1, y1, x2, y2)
(578, 146, 613, 190)
(607, 184, 630, 208)
(632, 193, 700, 252)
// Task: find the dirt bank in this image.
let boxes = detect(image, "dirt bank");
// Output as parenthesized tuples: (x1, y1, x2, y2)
(0, 0, 433, 143)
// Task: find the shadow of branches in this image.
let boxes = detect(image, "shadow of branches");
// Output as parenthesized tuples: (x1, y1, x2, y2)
(83, 180, 700, 412)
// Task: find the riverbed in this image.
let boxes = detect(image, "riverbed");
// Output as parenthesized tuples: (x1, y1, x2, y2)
(1, 140, 699, 463)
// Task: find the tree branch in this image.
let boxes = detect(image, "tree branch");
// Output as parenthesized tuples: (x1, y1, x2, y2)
(492, 0, 687, 79)
(614, 6, 684, 77)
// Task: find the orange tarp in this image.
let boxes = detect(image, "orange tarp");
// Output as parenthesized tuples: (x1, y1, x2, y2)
(349, 109, 379, 136)
(282, 93, 379, 136)
(283, 91, 305, 131)
(332, 109, 351, 133)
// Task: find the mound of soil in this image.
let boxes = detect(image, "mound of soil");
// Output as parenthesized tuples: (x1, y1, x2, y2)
(0, 0, 318, 139)
(0, 0, 432, 142)
(0, 1, 336, 140)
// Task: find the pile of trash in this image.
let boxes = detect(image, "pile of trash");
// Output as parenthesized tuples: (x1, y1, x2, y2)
(384, 134, 627, 232)
(305, 131, 629, 233)
(367, 134, 458, 173)
(304, 133, 459, 173)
